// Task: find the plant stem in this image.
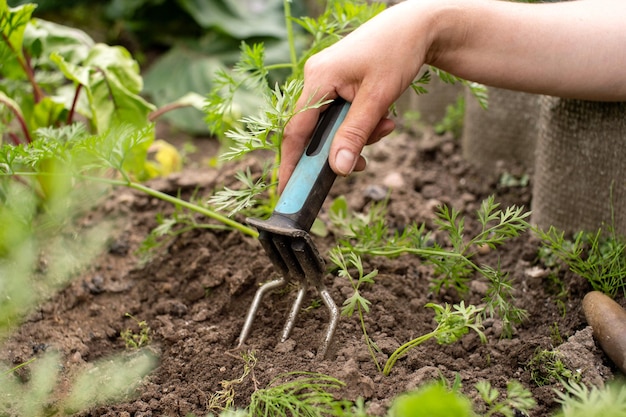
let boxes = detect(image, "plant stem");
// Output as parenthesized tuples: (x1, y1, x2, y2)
(359, 304, 381, 373)
(383, 331, 436, 376)
(283, 0, 298, 72)
(9, 171, 260, 238)
(0, 94, 32, 143)
(107, 178, 259, 238)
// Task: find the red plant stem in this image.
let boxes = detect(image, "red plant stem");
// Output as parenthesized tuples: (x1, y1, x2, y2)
(148, 102, 191, 122)
(22, 49, 44, 103)
(0, 95, 32, 143)
(8, 132, 21, 145)
(67, 83, 82, 124)
(1, 31, 45, 103)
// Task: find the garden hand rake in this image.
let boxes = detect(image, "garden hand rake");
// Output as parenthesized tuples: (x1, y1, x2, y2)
(238, 99, 350, 358)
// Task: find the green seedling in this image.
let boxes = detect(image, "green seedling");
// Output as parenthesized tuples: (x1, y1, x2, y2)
(1, 349, 156, 416)
(481, 264, 528, 338)
(120, 313, 151, 350)
(333, 195, 530, 336)
(475, 380, 536, 417)
(389, 381, 475, 417)
(434, 95, 465, 139)
(411, 66, 488, 110)
(248, 372, 352, 417)
(499, 172, 530, 188)
(554, 380, 626, 417)
(535, 225, 626, 297)
(388, 377, 535, 417)
(204, 1, 388, 214)
(383, 302, 486, 376)
(330, 250, 382, 372)
(527, 348, 581, 387)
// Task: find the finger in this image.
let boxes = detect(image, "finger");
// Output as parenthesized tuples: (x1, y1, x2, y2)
(350, 118, 395, 173)
(329, 88, 393, 176)
(367, 117, 396, 146)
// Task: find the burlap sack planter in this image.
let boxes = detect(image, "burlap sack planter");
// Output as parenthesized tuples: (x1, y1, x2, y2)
(462, 86, 541, 176)
(531, 97, 626, 235)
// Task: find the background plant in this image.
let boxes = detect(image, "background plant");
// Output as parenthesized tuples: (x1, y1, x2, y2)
(554, 380, 626, 417)
(330, 194, 530, 336)
(388, 378, 536, 417)
(535, 225, 626, 297)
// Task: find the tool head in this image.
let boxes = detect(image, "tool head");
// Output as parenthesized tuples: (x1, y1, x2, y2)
(238, 99, 350, 357)
(247, 217, 325, 285)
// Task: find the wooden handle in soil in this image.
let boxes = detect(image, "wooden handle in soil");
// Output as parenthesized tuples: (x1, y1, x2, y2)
(582, 290, 626, 374)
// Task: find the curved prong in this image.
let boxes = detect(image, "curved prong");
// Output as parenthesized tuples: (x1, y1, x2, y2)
(281, 285, 308, 342)
(238, 277, 287, 347)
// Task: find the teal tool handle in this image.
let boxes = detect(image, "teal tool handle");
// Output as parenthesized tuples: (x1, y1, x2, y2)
(274, 98, 350, 231)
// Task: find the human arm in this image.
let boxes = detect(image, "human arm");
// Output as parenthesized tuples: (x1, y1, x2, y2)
(279, 0, 626, 190)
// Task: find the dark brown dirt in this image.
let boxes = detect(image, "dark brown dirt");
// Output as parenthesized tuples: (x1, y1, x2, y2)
(1, 123, 619, 416)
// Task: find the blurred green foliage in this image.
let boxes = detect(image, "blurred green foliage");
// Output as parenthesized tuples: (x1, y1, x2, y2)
(9, 0, 305, 134)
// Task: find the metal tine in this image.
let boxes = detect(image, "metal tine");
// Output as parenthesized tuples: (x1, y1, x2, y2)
(291, 237, 339, 358)
(237, 275, 286, 348)
(239, 231, 339, 358)
(237, 231, 291, 348)
(238, 232, 304, 348)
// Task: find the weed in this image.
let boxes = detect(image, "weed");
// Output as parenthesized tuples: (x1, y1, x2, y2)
(535, 226, 626, 297)
(208, 351, 258, 412)
(330, 250, 382, 372)
(248, 372, 352, 417)
(383, 301, 486, 376)
(120, 313, 151, 350)
(527, 348, 581, 387)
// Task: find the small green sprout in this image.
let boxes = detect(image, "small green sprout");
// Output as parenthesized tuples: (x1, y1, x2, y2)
(383, 302, 487, 376)
(527, 349, 581, 387)
(535, 226, 626, 298)
(120, 313, 151, 350)
(330, 249, 381, 372)
(475, 380, 536, 417)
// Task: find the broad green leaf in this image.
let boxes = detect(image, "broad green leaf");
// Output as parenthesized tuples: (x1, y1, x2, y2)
(51, 43, 155, 134)
(176, 0, 287, 39)
(0, 0, 36, 79)
(84, 43, 144, 95)
(23, 18, 94, 66)
(389, 383, 475, 417)
(29, 96, 66, 131)
(143, 41, 262, 134)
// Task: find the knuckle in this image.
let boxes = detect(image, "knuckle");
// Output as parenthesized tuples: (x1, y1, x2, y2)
(339, 123, 371, 149)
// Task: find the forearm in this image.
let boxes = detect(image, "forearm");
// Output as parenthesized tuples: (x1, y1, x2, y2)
(427, 0, 626, 101)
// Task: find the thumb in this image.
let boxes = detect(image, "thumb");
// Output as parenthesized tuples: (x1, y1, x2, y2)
(330, 93, 391, 176)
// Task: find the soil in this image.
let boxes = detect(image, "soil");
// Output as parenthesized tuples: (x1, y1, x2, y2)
(1, 122, 619, 417)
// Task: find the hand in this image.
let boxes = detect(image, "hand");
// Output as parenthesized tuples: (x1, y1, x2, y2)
(279, 1, 434, 192)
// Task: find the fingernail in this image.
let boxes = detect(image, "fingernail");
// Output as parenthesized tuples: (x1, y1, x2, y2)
(335, 149, 357, 176)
